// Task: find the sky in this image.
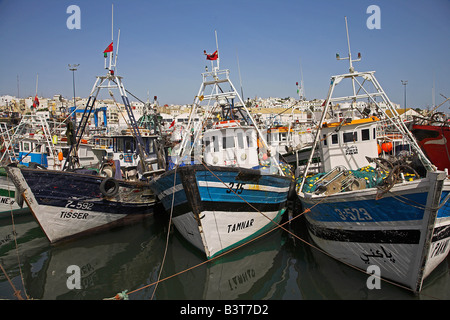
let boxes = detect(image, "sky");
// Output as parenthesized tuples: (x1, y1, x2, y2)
(0, 0, 449, 110)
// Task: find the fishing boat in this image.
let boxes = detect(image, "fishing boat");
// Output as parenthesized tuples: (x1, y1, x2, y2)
(411, 110, 450, 172)
(296, 17, 450, 293)
(5, 15, 163, 243)
(266, 123, 318, 174)
(0, 167, 29, 218)
(149, 33, 294, 259)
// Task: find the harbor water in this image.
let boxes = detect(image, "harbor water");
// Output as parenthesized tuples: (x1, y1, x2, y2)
(1, 206, 449, 300)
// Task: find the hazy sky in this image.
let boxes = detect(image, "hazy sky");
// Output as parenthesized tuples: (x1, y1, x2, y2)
(1, 0, 449, 110)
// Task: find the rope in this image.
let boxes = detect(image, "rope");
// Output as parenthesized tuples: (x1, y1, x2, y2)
(6, 173, 28, 299)
(150, 165, 177, 300)
(116, 203, 314, 299)
(0, 262, 24, 300)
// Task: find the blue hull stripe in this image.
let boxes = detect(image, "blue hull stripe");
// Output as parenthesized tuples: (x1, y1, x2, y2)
(304, 192, 428, 223)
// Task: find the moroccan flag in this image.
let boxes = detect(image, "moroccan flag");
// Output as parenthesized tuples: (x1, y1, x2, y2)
(169, 120, 175, 128)
(204, 50, 218, 61)
(32, 95, 39, 108)
(103, 42, 113, 57)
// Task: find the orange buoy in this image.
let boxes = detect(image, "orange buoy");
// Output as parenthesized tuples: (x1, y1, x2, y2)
(381, 142, 393, 152)
(377, 144, 382, 154)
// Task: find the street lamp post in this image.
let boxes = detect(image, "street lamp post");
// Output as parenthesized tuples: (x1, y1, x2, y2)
(401, 80, 408, 121)
(68, 64, 80, 111)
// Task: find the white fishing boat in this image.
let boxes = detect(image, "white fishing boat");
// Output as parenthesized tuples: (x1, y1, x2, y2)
(149, 32, 294, 259)
(296, 17, 450, 293)
(0, 167, 29, 218)
(6, 8, 163, 243)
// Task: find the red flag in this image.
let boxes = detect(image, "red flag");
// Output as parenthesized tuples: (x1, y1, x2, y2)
(32, 95, 39, 108)
(103, 42, 113, 53)
(169, 120, 175, 128)
(204, 50, 218, 61)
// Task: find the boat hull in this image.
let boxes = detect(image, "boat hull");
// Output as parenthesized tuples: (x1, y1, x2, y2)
(6, 166, 156, 243)
(149, 164, 292, 259)
(0, 173, 30, 218)
(412, 124, 450, 171)
(299, 171, 450, 292)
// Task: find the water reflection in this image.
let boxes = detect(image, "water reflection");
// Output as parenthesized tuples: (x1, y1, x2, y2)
(0, 213, 449, 300)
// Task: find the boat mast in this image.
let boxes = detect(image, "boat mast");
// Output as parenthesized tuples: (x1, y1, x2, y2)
(298, 16, 435, 192)
(63, 4, 149, 173)
(178, 32, 284, 175)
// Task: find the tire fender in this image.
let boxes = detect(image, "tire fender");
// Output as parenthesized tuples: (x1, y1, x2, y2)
(99, 177, 119, 197)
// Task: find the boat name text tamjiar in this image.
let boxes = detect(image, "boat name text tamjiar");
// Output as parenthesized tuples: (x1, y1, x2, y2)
(227, 219, 254, 233)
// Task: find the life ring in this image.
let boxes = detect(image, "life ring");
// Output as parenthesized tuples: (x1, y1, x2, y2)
(99, 177, 119, 197)
(213, 120, 240, 129)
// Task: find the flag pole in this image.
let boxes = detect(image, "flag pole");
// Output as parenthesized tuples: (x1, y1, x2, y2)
(214, 30, 219, 71)
(113, 28, 120, 72)
(109, 4, 114, 71)
(35, 73, 38, 96)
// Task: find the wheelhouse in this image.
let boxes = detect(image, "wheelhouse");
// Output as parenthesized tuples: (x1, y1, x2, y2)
(203, 126, 259, 169)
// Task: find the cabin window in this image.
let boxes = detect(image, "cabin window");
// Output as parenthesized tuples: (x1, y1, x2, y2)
(223, 136, 235, 149)
(23, 142, 30, 152)
(280, 132, 287, 142)
(125, 140, 134, 152)
(323, 134, 327, 146)
(246, 135, 254, 148)
(343, 132, 357, 143)
(237, 132, 244, 149)
(114, 138, 122, 152)
(331, 134, 338, 144)
(212, 136, 219, 152)
(362, 129, 370, 141)
(204, 138, 211, 153)
(148, 140, 155, 154)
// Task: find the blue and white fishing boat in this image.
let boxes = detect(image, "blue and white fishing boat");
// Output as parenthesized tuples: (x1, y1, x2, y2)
(6, 12, 164, 243)
(149, 33, 294, 259)
(296, 17, 450, 293)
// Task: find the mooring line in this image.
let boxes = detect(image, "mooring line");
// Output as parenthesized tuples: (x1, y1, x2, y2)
(106, 162, 443, 299)
(6, 172, 28, 300)
(150, 165, 178, 300)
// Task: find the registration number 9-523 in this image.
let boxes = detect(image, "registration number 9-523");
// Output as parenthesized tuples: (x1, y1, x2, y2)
(334, 207, 373, 221)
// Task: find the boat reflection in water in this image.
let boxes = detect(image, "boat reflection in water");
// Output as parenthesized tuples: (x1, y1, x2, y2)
(5, 213, 286, 300)
(1, 212, 450, 300)
(158, 226, 286, 300)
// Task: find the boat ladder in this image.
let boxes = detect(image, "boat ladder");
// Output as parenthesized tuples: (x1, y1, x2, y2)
(0, 122, 15, 163)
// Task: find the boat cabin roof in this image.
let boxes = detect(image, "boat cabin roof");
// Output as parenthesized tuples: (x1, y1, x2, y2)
(320, 116, 379, 172)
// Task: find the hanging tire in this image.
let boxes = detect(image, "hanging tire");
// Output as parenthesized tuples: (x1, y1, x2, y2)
(99, 177, 119, 197)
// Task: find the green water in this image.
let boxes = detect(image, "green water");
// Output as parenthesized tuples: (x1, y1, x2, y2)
(0, 210, 449, 300)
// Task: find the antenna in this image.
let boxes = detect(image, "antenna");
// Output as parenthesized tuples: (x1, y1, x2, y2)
(236, 48, 244, 100)
(109, 4, 114, 70)
(215, 30, 220, 71)
(113, 28, 121, 72)
(336, 16, 361, 73)
(35, 74, 39, 96)
(297, 57, 305, 100)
